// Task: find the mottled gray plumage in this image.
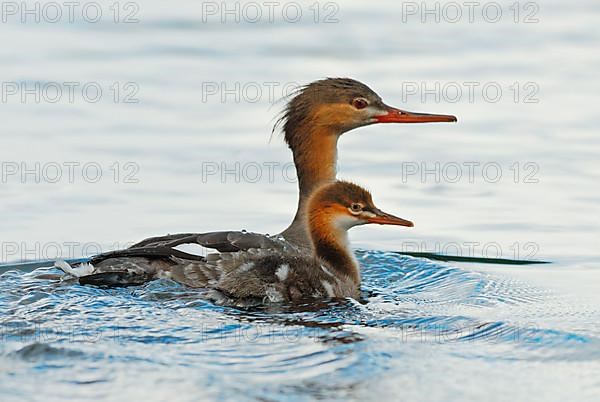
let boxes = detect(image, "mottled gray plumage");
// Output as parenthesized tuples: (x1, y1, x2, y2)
(56, 181, 395, 306)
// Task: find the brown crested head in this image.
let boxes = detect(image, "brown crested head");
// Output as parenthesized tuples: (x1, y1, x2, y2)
(275, 77, 458, 151)
(276, 78, 383, 149)
(307, 180, 414, 235)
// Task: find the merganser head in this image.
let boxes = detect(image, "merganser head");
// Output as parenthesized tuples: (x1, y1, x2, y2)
(306, 180, 413, 283)
(277, 77, 457, 149)
(307, 180, 413, 235)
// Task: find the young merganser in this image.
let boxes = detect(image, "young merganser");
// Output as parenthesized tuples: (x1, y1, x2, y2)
(120, 78, 455, 254)
(56, 181, 413, 304)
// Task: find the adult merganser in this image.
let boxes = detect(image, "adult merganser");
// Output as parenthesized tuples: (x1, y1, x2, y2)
(57, 181, 413, 304)
(118, 78, 456, 254)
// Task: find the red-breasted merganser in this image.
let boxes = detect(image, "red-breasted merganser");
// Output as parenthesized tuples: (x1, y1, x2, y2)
(56, 181, 413, 304)
(117, 78, 456, 253)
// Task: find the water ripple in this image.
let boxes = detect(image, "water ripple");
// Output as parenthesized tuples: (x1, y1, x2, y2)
(0, 251, 598, 400)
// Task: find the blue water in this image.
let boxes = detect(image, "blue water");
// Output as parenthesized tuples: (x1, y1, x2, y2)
(1, 0, 600, 400)
(2, 251, 599, 401)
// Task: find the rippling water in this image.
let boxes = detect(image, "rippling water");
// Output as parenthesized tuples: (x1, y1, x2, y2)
(1, 0, 600, 400)
(1, 252, 599, 401)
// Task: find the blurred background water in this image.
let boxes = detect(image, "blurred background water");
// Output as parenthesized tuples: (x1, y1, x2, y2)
(1, 0, 599, 401)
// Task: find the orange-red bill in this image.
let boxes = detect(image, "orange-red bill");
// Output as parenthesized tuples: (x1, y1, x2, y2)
(375, 106, 457, 124)
(367, 211, 414, 227)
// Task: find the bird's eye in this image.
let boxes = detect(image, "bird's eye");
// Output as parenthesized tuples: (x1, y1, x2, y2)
(349, 203, 363, 214)
(352, 98, 369, 110)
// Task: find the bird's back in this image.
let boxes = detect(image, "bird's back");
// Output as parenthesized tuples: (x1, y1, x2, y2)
(56, 231, 358, 304)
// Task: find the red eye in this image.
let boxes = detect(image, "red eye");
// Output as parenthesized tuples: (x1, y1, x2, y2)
(352, 98, 368, 109)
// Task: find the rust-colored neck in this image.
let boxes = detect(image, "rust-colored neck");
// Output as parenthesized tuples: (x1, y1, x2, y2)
(308, 212, 360, 284)
(279, 124, 340, 247)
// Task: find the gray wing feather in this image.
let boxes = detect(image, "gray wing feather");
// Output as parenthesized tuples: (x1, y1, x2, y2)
(58, 232, 305, 288)
(129, 231, 290, 253)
